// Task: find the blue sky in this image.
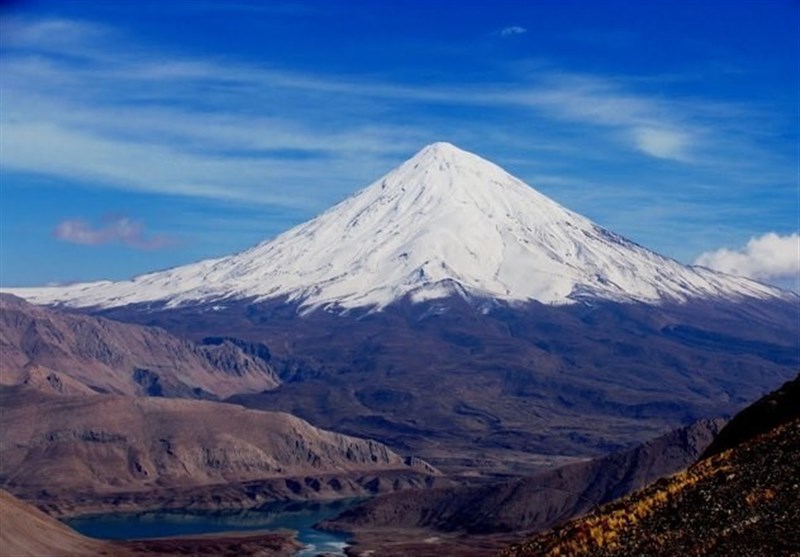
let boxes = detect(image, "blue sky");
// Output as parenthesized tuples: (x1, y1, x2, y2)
(1, 0, 798, 289)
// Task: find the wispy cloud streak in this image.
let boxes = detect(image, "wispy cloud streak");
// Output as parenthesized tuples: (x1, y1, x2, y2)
(499, 26, 527, 37)
(0, 15, 792, 213)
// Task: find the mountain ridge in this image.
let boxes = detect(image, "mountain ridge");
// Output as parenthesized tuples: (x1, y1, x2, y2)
(4, 143, 789, 312)
(0, 293, 279, 398)
(0, 384, 440, 516)
(321, 418, 724, 536)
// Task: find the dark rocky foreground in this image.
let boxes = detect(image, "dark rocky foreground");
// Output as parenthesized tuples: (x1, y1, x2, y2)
(503, 375, 800, 557)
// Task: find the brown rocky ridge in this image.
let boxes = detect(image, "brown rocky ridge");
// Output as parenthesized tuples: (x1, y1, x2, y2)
(322, 418, 722, 556)
(0, 383, 439, 517)
(0, 293, 279, 398)
(325, 418, 722, 533)
(502, 374, 800, 557)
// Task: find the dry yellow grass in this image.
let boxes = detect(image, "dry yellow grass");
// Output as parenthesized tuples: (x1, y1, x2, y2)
(502, 418, 800, 557)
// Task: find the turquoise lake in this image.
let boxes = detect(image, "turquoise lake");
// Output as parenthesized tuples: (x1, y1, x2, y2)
(64, 499, 359, 557)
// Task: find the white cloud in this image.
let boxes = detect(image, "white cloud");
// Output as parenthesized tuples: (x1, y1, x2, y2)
(499, 26, 527, 37)
(54, 216, 174, 249)
(694, 232, 800, 291)
(632, 127, 692, 160)
(495, 76, 701, 161)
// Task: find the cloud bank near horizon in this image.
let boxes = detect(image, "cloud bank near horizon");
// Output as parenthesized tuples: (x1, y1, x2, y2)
(695, 232, 800, 292)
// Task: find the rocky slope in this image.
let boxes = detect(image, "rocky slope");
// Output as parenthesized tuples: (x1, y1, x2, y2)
(701, 372, 800, 459)
(0, 385, 438, 513)
(216, 295, 797, 476)
(503, 375, 800, 557)
(323, 419, 722, 536)
(0, 489, 112, 556)
(0, 294, 279, 398)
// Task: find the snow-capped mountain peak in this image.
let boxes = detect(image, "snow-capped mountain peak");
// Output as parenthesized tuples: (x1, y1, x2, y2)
(6, 143, 787, 311)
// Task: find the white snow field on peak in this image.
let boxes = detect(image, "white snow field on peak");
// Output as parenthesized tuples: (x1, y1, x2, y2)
(6, 142, 787, 311)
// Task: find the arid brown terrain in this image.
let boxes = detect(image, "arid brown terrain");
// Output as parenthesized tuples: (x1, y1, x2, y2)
(1, 286, 797, 556)
(120, 294, 799, 477)
(0, 294, 279, 398)
(0, 489, 113, 556)
(0, 383, 439, 517)
(503, 375, 800, 557)
(327, 418, 722, 532)
(1, 293, 442, 520)
(324, 418, 722, 556)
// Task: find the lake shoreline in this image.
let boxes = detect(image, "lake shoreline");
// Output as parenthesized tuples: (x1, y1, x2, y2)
(63, 499, 360, 557)
(16, 467, 444, 519)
